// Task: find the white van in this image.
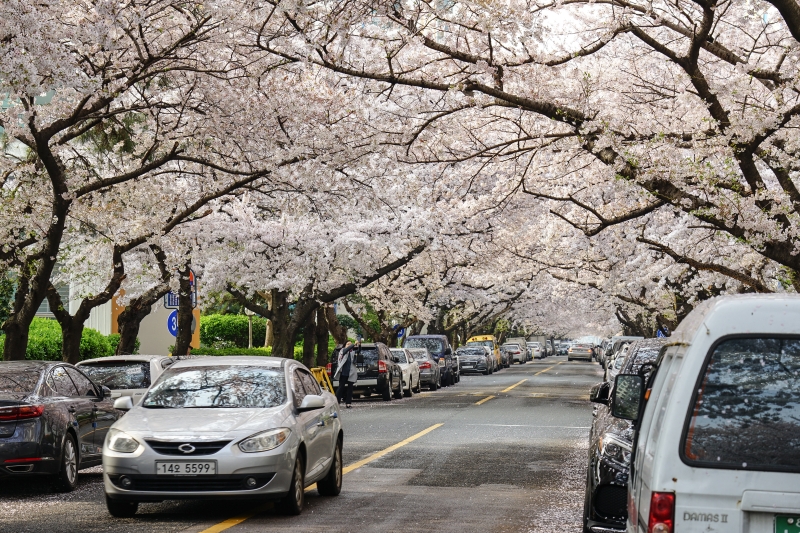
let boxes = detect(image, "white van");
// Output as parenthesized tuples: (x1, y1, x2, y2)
(610, 295, 800, 533)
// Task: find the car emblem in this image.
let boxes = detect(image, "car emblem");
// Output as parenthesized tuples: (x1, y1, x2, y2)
(178, 443, 196, 454)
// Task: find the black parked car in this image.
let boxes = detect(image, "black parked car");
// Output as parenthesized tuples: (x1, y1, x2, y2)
(403, 335, 458, 385)
(329, 342, 403, 401)
(0, 361, 119, 491)
(584, 338, 666, 533)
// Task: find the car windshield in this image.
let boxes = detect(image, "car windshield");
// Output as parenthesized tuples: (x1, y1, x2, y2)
(80, 361, 151, 390)
(390, 350, 408, 364)
(684, 337, 800, 471)
(467, 341, 493, 349)
(0, 369, 40, 393)
(405, 338, 444, 353)
(142, 365, 286, 409)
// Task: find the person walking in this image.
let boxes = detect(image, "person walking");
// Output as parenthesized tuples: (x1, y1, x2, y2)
(334, 341, 359, 408)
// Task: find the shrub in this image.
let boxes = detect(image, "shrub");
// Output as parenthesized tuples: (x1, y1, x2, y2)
(199, 314, 267, 348)
(191, 345, 305, 361)
(0, 318, 114, 361)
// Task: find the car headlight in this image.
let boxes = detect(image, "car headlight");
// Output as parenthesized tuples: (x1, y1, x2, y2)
(599, 433, 632, 465)
(106, 428, 141, 453)
(238, 428, 291, 453)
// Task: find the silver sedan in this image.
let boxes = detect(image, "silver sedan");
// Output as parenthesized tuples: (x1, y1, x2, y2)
(102, 356, 342, 517)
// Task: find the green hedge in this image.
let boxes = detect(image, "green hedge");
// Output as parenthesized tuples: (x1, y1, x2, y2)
(200, 314, 267, 349)
(0, 317, 117, 361)
(191, 345, 304, 360)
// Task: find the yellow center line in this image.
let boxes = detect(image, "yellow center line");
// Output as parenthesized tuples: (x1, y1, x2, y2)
(501, 379, 527, 393)
(475, 395, 495, 405)
(198, 423, 444, 533)
(534, 362, 564, 376)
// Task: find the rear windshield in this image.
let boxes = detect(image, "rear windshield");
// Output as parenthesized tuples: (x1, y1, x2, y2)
(356, 348, 379, 364)
(0, 369, 40, 393)
(81, 361, 151, 390)
(409, 350, 429, 361)
(390, 350, 408, 364)
(467, 341, 493, 349)
(143, 365, 286, 409)
(405, 338, 444, 353)
(684, 337, 800, 472)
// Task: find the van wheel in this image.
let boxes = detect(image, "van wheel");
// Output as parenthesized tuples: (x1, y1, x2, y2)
(106, 495, 138, 518)
(317, 439, 342, 496)
(281, 456, 305, 515)
(54, 433, 78, 493)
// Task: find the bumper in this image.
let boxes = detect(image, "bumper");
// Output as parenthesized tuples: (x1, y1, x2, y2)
(332, 377, 388, 393)
(103, 442, 296, 501)
(459, 363, 487, 373)
(419, 372, 435, 385)
(0, 420, 58, 478)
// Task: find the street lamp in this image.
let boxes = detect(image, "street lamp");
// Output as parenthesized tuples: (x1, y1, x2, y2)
(244, 308, 255, 349)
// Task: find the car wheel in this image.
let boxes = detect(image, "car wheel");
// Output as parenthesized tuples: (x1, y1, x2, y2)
(317, 438, 342, 496)
(393, 378, 403, 399)
(413, 377, 421, 393)
(106, 495, 138, 518)
(582, 467, 594, 533)
(520, 360, 526, 364)
(403, 378, 413, 397)
(482, 369, 489, 375)
(382, 384, 392, 401)
(54, 433, 78, 492)
(281, 455, 305, 515)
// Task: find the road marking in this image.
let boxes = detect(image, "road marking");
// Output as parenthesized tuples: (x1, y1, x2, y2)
(466, 424, 590, 429)
(342, 423, 443, 474)
(533, 362, 564, 376)
(198, 423, 444, 533)
(475, 395, 495, 405)
(501, 379, 527, 392)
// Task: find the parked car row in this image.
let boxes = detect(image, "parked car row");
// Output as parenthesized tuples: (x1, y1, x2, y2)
(585, 294, 800, 533)
(1, 356, 344, 518)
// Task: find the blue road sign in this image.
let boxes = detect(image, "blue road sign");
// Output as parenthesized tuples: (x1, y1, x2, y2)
(657, 329, 665, 338)
(396, 327, 406, 339)
(167, 310, 179, 337)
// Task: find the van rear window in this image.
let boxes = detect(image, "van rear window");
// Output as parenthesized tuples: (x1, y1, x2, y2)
(683, 337, 800, 472)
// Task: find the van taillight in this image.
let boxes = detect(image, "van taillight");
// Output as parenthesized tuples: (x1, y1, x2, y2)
(648, 492, 674, 533)
(0, 405, 45, 421)
(326, 363, 332, 375)
(378, 360, 387, 373)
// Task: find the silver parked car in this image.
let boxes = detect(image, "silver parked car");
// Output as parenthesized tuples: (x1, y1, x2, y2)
(102, 356, 342, 517)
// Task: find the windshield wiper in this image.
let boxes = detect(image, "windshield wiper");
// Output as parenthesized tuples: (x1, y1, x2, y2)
(142, 404, 175, 409)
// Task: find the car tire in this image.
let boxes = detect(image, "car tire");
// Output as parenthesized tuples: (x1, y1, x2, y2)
(106, 495, 138, 518)
(382, 384, 392, 401)
(403, 379, 413, 397)
(429, 379, 437, 391)
(413, 377, 421, 393)
(54, 433, 78, 493)
(317, 438, 342, 497)
(482, 369, 489, 375)
(393, 379, 403, 399)
(281, 455, 305, 515)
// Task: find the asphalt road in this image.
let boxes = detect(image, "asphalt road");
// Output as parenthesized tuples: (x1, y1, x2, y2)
(0, 355, 603, 533)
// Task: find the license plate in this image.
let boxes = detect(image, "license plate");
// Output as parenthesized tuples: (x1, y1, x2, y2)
(776, 515, 800, 533)
(156, 461, 216, 475)
(462, 364, 474, 367)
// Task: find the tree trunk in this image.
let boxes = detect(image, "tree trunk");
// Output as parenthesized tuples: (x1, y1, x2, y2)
(2, 269, 40, 361)
(116, 284, 170, 355)
(316, 307, 330, 367)
(264, 319, 274, 347)
(174, 264, 193, 356)
(325, 304, 348, 346)
(302, 310, 316, 368)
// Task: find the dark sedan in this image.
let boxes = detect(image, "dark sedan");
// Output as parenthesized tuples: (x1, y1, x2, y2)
(456, 347, 491, 375)
(584, 338, 665, 533)
(0, 360, 118, 491)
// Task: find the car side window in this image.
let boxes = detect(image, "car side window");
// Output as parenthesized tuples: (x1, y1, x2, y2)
(291, 369, 307, 407)
(49, 366, 79, 397)
(298, 370, 321, 396)
(66, 367, 97, 396)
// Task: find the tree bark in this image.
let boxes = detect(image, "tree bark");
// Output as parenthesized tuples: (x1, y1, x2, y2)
(316, 307, 330, 367)
(302, 310, 316, 368)
(325, 304, 348, 346)
(173, 264, 194, 356)
(116, 284, 170, 355)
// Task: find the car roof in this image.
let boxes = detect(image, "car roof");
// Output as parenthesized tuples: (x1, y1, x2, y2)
(170, 356, 286, 369)
(0, 360, 57, 371)
(77, 354, 169, 364)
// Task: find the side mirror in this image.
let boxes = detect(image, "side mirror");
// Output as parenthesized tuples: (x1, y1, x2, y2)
(100, 386, 112, 399)
(113, 396, 134, 411)
(611, 374, 644, 421)
(297, 394, 325, 412)
(589, 382, 610, 405)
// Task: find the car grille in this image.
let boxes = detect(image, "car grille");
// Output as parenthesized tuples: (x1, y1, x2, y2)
(595, 485, 628, 517)
(109, 474, 275, 492)
(145, 440, 232, 456)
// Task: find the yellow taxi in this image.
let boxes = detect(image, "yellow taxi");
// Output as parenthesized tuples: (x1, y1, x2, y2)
(466, 335, 504, 369)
